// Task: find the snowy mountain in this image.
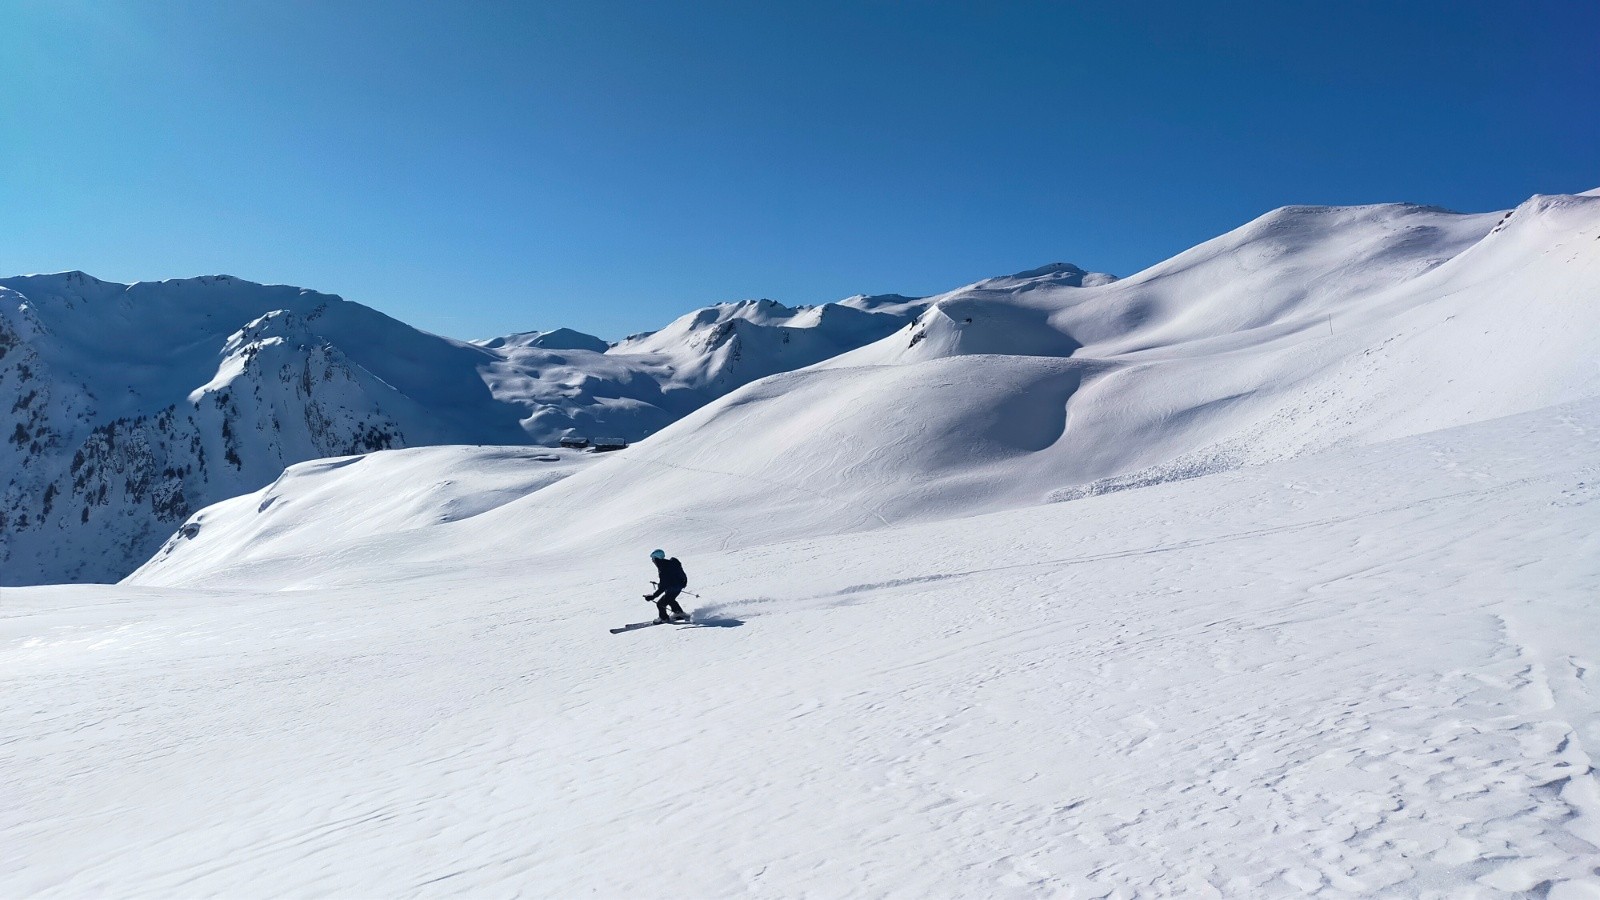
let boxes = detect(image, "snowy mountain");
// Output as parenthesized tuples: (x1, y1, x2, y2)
(473, 327, 611, 353)
(13, 189, 1600, 589)
(599, 264, 1119, 401)
(0, 273, 510, 584)
(0, 275, 954, 584)
(139, 191, 1599, 586)
(608, 295, 924, 396)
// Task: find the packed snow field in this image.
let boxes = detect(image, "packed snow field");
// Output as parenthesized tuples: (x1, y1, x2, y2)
(4, 401, 1599, 896)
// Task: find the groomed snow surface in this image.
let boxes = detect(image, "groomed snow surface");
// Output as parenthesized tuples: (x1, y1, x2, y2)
(5, 400, 1599, 897)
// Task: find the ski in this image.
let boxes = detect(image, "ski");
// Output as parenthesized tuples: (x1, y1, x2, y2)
(609, 617, 692, 634)
(609, 620, 664, 634)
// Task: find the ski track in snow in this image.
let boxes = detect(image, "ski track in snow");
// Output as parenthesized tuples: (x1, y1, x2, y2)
(4, 401, 1600, 897)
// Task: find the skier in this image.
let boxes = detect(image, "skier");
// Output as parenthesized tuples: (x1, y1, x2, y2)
(644, 548, 691, 623)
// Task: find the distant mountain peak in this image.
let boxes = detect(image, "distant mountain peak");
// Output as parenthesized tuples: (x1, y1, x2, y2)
(973, 263, 1118, 289)
(1012, 262, 1088, 279)
(476, 328, 608, 353)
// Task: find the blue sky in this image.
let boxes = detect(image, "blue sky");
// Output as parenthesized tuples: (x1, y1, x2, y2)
(2, 1, 1594, 341)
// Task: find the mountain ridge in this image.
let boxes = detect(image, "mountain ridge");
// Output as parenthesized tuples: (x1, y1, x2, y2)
(14, 190, 1600, 586)
(0, 268, 980, 583)
(132, 187, 1598, 586)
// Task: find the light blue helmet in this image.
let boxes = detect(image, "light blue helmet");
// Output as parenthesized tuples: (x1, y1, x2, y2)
(650, 549, 666, 559)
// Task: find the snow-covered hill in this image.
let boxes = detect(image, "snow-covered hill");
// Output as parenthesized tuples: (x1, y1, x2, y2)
(8, 399, 1599, 895)
(0, 274, 951, 584)
(132, 445, 600, 589)
(135, 191, 1600, 588)
(484, 193, 1600, 557)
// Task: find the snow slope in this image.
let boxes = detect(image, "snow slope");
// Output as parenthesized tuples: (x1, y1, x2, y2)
(524, 193, 1600, 551)
(8, 399, 1600, 896)
(138, 191, 1599, 585)
(135, 446, 599, 589)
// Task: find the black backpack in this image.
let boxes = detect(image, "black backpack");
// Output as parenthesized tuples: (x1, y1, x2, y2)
(662, 557, 688, 589)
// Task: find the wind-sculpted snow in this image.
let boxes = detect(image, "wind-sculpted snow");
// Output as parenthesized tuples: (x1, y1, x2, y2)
(8, 401, 1600, 895)
(131, 445, 599, 590)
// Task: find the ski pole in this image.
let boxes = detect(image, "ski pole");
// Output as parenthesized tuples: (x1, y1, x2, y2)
(643, 581, 702, 601)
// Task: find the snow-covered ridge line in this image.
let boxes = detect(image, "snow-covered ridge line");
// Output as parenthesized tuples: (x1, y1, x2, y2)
(131, 188, 1600, 589)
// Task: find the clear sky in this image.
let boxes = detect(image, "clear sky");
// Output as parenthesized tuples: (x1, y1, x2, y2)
(2, 1, 1594, 341)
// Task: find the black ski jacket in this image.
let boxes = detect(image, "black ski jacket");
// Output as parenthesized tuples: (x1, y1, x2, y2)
(653, 556, 688, 590)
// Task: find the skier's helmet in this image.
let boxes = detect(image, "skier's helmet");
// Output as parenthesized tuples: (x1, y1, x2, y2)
(650, 549, 666, 559)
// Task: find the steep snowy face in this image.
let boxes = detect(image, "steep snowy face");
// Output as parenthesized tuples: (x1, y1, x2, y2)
(476, 343, 686, 443)
(0, 275, 515, 584)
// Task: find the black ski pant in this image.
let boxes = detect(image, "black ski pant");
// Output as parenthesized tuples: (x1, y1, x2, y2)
(649, 586, 686, 621)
